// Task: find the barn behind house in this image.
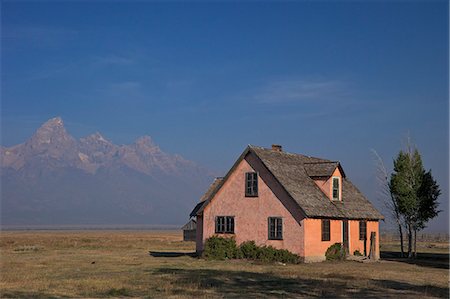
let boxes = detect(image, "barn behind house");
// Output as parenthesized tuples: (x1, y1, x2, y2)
(181, 219, 196, 241)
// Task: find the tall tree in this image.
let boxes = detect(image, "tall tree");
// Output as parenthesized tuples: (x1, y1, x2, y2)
(389, 147, 441, 258)
(413, 171, 441, 257)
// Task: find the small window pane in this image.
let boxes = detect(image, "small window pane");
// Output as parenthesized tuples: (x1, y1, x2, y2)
(359, 221, 367, 240)
(322, 219, 330, 241)
(268, 217, 282, 240)
(332, 178, 340, 200)
(216, 216, 234, 234)
(333, 178, 339, 188)
(245, 172, 258, 197)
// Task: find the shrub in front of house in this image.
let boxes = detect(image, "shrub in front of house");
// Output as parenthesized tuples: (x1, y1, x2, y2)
(273, 248, 302, 264)
(353, 250, 363, 256)
(202, 236, 301, 264)
(255, 245, 278, 262)
(325, 243, 346, 261)
(255, 245, 301, 264)
(239, 241, 259, 259)
(202, 236, 238, 260)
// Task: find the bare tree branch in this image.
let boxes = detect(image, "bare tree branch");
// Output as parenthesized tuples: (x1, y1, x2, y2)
(371, 148, 405, 257)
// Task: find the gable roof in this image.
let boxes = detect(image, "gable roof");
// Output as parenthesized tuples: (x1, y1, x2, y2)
(191, 145, 383, 220)
(189, 177, 223, 217)
(181, 219, 196, 230)
(304, 161, 346, 178)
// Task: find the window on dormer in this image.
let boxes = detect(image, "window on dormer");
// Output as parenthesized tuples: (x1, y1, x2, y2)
(332, 177, 340, 200)
(245, 172, 258, 197)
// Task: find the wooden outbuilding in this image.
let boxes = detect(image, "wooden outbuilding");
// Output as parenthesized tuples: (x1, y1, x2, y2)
(181, 219, 196, 241)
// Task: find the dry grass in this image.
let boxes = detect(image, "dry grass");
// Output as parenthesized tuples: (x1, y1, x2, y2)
(0, 230, 448, 298)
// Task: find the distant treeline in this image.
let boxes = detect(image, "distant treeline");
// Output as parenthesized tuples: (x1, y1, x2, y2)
(381, 232, 449, 242)
(0, 224, 183, 231)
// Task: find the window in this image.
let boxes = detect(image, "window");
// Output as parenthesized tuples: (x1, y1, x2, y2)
(245, 172, 258, 197)
(268, 217, 283, 240)
(321, 219, 330, 241)
(215, 216, 234, 234)
(332, 177, 340, 200)
(359, 220, 367, 240)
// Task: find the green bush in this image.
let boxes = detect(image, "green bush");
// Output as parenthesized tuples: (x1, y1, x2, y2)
(325, 243, 346, 261)
(273, 248, 302, 264)
(202, 237, 301, 264)
(255, 245, 301, 264)
(202, 236, 238, 260)
(239, 241, 259, 259)
(256, 245, 278, 262)
(353, 250, 363, 256)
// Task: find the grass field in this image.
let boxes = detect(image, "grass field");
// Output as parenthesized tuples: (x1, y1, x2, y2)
(0, 230, 448, 298)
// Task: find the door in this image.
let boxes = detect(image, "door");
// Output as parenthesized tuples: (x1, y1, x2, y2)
(342, 220, 349, 254)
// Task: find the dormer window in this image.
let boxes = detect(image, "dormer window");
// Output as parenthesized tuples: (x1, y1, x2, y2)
(332, 177, 340, 200)
(245, 172, 258, 197)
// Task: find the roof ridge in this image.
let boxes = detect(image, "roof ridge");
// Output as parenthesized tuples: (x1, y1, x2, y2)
(248, 144, 329, 160)
(304, 161, 339, 164)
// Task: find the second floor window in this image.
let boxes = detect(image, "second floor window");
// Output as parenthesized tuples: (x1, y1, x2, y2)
(215, 216, 234, 234)
(268, 217, 283, 240)
(245, 172, 258, 197)
(332, 177, 340, 200)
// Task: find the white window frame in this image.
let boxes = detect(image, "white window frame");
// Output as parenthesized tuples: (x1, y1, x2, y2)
(332, 176, 341, 201)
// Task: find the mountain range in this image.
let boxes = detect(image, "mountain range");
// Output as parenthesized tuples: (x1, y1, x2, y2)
(1, 117, 214, 225)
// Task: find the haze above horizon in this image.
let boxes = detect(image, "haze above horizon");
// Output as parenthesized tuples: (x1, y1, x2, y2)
(2, 1, 448, 232)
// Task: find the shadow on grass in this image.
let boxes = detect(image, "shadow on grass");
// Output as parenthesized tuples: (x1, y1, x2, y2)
(0, 291, 70, 299)
(149, 251, 197, 258)
(150, 267, 449, 298)
(381, 251, 449, 269)
(2, 288, 135, 298)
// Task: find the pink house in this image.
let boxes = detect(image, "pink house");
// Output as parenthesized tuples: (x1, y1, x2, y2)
(190, 145, 384, 262)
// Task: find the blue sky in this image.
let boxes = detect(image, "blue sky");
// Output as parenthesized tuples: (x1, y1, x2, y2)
(2, 1, 448, 231)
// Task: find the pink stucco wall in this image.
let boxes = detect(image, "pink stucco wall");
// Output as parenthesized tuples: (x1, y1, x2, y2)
(303, 218, 342, 261)
(349, 220, 380, 259)
(303, 219, 379, 261)
(199, 158, 306, 256)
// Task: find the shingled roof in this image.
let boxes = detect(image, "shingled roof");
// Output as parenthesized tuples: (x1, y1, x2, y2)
(191, 145, 383, 220)
(181, 219, 196, 230)
(304, 161, 345, 178)
(190, 177, 223, 217)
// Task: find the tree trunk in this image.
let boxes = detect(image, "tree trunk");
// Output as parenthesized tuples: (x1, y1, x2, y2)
(413, 229, 417, 259)
(407, 223, 413, 258)
(397, 221, 405, 257)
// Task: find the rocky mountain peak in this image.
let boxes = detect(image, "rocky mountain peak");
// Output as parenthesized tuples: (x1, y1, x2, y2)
(135, 136, 158, 149)
(29, 116, 75, 148)
(1, 117, 206, 177)
(83, 132, 110, 143)
(43, 116, 64, 127)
